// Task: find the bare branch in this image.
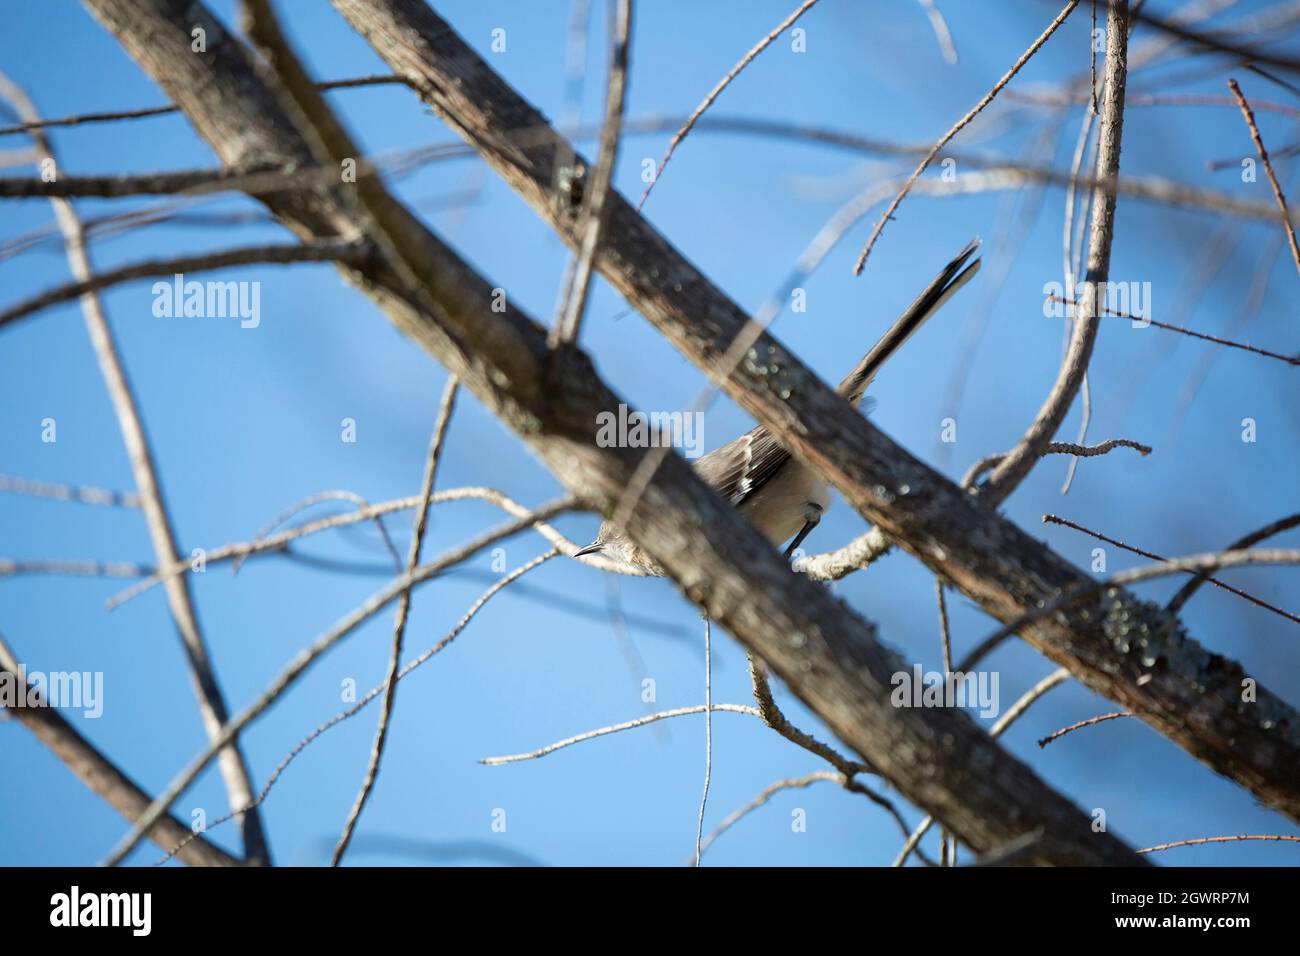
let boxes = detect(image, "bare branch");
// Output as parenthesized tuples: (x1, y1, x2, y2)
(697, 771, 839, 859)
(233, 489, 400, 576)
(0, 74, 405, 137)
(981, 0, 1129, 503)
(853, 0, 1080, 273)
(1138, 834, 1300, 855)
(0, 633, 240, 867)
(1228, 77, 1300, 277)
(1132, 6, 1300, 75)
(694, 614, 712, 867)
(1038, 711, 1134, 747)
(1044, 513, 1300, 626)
(0, 474, 140, 508)
(1046, 294, 1300, 366)
(0, 238, 368, 331)
(1169, 513, 1300, 614)
(107, 484, 631, 611)
(747, 655, 868, 778)
(962, 438, 1151, 489)
(330, 372, 457, 865)
(915, 0, 958, 64)
(636, 0, 821, 210)
(551, 0, 632, 347)
(796, 528, 892, 583)
(481, 704, 760, 765)
(1007, 88, 1300, 120)
(0, 558, 152, 579)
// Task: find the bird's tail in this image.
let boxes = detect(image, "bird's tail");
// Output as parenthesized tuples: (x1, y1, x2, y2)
(836, 237, 981, 406)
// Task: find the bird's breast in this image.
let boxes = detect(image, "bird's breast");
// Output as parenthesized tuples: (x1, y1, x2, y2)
(737, 461, 830, 546)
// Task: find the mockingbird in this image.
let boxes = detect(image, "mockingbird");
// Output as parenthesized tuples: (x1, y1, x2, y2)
(576, 238, 981, 575)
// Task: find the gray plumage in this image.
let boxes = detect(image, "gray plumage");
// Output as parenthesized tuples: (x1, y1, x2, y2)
(577, 238, 982, 575)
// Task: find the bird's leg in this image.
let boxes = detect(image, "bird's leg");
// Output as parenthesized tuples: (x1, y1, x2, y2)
(783, 505, 823, 560)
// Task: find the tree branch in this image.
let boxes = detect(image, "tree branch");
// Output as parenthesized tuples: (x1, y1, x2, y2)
(0, 633, 241, 867)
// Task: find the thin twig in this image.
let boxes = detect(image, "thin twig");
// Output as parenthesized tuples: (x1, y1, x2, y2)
(0, 238, 368, 331)
(331, 377, 459, 866)
(233, 489, 400, 576)
(1045, 294, 1300, 366)
(696, 771, 838, 859)
(852, 0, 1080, 273)
(551, 0, 632, 347)
(916, 0, 958, 64)
(0, 474, 140, 508)
(107, 484, 630, 610)
(5, 126, 1291, 225)
(1090, 0, 1099, 113)
(1061, 97, 1101, 496)
(694, 615, 712, 867)
(1167, 229, 1287, 443)
(955, 548, 1300, 683)
(1044, 513, 1300, 625)
(1169, 513, 1300, 614)
(1138, 834, 1300, 854)
(481, 704, 760, 765)
(747, 655, 869, 777)
(1132, 6, 1300, 76)
(935, 576, 955, 866)
(1006, 89, 1300, 120)
(636, 0, 821, 210)
(0, 74, 405, 137)
(962, 438, 1150, 489)
(1227, 77, 1300, 277)
(1038, 711, 1134, 747)
(0, 558, 153, 579)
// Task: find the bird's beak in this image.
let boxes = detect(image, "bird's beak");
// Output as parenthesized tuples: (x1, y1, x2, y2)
(574, 542, 603, 558)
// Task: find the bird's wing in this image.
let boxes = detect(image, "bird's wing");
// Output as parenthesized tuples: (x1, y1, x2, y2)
(694, 425, 793, 508)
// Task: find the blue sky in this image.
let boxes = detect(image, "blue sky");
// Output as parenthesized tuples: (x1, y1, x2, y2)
(2, 0, 1298, 866)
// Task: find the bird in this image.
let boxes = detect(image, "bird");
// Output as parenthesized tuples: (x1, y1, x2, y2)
(575, 238, 982, 575)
